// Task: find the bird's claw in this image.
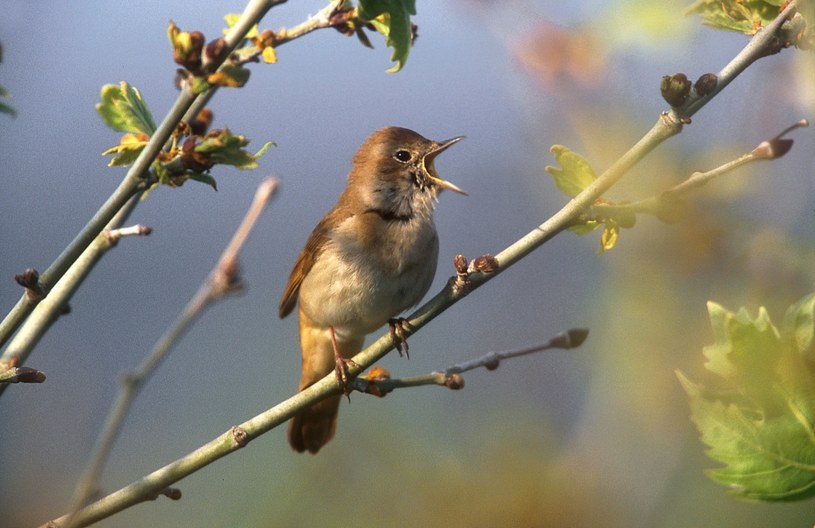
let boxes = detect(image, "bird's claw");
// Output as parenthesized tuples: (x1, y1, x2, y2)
(333, 356, 359, 401)
(388, 318, 413, 359)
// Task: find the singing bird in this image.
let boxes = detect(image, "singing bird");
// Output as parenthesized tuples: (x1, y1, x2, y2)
(279, 126, 465, 453)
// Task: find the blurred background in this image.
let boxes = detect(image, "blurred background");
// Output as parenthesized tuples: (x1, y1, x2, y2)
(1, 0, 814, 526)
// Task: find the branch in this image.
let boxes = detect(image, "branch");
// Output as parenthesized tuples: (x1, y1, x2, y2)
(678, 1, 800, 121)
(588, 119, 810, 222)
(0, 0, 339, 376)
(352, 328, 589, 394)
(0, 198, 142, 398)
(62, 178, 278, 528)
(179, 0, 342, 124)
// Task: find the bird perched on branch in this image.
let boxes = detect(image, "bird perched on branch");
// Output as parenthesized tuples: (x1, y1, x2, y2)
(279, 126, 465, 453)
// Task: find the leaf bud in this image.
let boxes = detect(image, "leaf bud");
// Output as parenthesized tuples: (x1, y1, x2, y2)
(660, 73, 692, 107)
(471, 254, 499, 274)
(444, 373, 465, 390)
(694, 73, 718, 97)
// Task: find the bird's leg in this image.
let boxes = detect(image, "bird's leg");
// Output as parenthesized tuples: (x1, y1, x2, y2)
(329, 325, 359, 399)
(388, 318, 414, 359)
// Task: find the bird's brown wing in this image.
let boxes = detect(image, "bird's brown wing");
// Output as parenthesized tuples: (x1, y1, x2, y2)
(278, 206, 349, 319)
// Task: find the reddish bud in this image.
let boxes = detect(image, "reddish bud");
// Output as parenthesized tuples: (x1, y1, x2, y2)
(454, 254, 468, 275)
(231, 425, 249, 447)
(204, 38, 227, 67)
(660, 73, 692, 107)
(694, 73, 717, 97)
(161, 487, 183, 500)
(484, 353, 500, 371)
(471, 254, 499, 273)
(444, 373, 465, 390)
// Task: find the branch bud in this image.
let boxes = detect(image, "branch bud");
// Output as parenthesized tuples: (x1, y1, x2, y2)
(660, 73, 692, 107)
(693, 73, 718, 97)
(444, 372, 465, 390)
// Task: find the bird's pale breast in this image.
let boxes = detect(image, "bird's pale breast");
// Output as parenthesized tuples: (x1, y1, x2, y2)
(297, 213, 438, 340)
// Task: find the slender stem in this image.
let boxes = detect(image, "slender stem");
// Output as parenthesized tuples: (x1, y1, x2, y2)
(0, 90, 193, 349)
(0, 197, 141, 398)
(589, 119, 809, 219)
(353, 328, 589, 392)
(0, 0, 326, 362)
(680, 1, 798, 120)
(62, 179, 277, 527)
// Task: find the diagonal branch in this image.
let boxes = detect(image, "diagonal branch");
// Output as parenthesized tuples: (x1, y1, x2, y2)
(62, 179, 277, 528)
(587, 119, 810, 221)
(353, 328, 589, 394)
(0, 0, 343, 379)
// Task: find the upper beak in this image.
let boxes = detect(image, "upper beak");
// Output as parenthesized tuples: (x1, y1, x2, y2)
(424, 135, 467, 196)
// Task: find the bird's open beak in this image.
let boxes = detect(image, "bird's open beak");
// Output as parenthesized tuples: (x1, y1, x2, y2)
(424, 136, 467, 195)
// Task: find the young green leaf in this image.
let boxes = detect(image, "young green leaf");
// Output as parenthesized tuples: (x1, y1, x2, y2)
(545, 145, 597, 198)
(568, 220, 600, 236)
(684, 0, 785, 35)
(101, 133, 149, 167)
(96, 82, 157, 135)
(358, 0, 416, 72)
(597, 220, 619, 254)
(187, 172, 218, 191)
(223, 13, 259, 38)
(207, 63, 251, 88)
(195, 129, 274, 169)
(782, 292, 815, 360)
(679, 298, 815, 501)
(0, 84, 16, 117)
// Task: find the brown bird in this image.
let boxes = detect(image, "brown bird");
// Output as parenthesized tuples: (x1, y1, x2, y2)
(279, 126, 465, 453)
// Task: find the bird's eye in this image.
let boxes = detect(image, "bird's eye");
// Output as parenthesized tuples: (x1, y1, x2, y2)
(393, 149, 412, 163)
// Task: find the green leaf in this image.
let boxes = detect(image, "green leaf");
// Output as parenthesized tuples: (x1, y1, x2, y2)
(678, 372, 815, 501)
(684, 0, 785, 35)
(703, 303, 781, 395)
(96, 82, 156, 135)
(568, 220, 600, 236)
(0, 84, 15, 117)
(544, 145, 597, 198)
(195, 129, 274, 169)
(782, 292, 815, 360)
(0, 101, 15, 117)
(680, 297, 815, 501)
(223, 13, 259, 38)
(101, 133, 148, 167)
(207, 63, 251, 88)
(597, 220, 619, 254)
(187, 172, 218, 191)
(358, 0, 416, 72)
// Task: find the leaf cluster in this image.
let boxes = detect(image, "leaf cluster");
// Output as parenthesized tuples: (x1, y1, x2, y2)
(97, 82, 272, 191)
(678, 295, 815, 501)
(685, 0, 788, 35)
(685, 0, 814, 49)
(545, 146, 636, 253)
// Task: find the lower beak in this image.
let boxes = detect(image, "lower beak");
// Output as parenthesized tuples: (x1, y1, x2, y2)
(424, 136, 467, 195)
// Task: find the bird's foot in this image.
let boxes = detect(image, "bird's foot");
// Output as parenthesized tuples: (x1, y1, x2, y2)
(388, 318, 414, 359)
(329, 326, 359, 400)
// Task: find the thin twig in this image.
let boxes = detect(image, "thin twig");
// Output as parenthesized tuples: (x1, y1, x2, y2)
(0, 197, 141, 398)
(353, 328, 589, 394)
(0, 0, 334, 384)
(62, 178, 278, 528)
(588, 119, 810, 220)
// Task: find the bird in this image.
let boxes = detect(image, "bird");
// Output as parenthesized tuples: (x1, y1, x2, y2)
(278, 126, 465, 454)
